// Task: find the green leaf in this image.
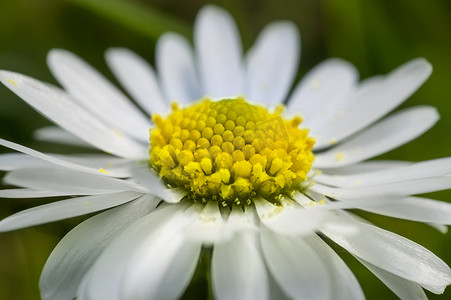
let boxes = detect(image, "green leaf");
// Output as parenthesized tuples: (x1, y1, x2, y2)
(67, 0, 192, 40)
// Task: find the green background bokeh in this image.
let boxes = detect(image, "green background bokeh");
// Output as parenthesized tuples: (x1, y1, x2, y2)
(0, 0, 450, 299)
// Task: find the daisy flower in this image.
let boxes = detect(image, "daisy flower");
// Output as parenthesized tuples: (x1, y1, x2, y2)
(1, 4, 451, 300)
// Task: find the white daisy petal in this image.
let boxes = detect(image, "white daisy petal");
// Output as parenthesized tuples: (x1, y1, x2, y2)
(47, 49, 151, 142)
(185, 201, 229, 244)
(0, 189, 75, 198)
(311, 176, 451, 200)
(321, 216, 451, 293)
(360, 196, 451, 224)
(358, 258, 427, 300)
(320, 160, 411, 175)
(313, 58, 432, 148)
(427, 223, 448, 234)
(212, 232, 269, 300)
(34, 126, 94, 148)
(39, 195, 158, 300)
(80, 203, 197, 300)
(306, 234, 365, 300)
(261, 226, 331, 299)
(105, 48, 167, 114)
(195, 5, 244, 97)
(4, 167, 143, 194)
(287, 58, 358, 126)
(316, 157, 451, 187)
(130, 165, 187, 203)
(0, 72, 147, 159)
(314, 106, 439, 168)
(0, 191, 142, 232)
(0, 142, 132, 178)
(254, 197, 328, 236)
(245, 21, 300, 106)
(156, 33, 201, 104)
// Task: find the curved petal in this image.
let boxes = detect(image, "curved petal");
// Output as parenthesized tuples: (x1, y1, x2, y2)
(156, 33, 201, 104)
(358, 258, 427, 300)
(212, 232, 269, 300)
(260, 227, 331, 299)
(195, 5, 244, 97)
(313, 58, 432, 148)
(245, 21, 300, 106)
(306, 235, 365, 300)
(0, 72, 147, 159)
(314, 106, 439, 168)
(0, 191, 142, 232)
(287, 58, 358, 126)
(321, 216, 451, 294)
(34, 126, 94, 148)
(39, 195, 158, 300)
(4, 167, 143, 194)
(47, 49, 151, 142)
(105, 48, 167, 114)
(316, 157, 451, 187)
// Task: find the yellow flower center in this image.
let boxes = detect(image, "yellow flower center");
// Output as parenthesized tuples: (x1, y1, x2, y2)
(149, 97, 314, 206)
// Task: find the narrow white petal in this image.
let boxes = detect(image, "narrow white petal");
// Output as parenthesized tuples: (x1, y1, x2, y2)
(319, 160, 411, 175)
(39, 195, 158, 300)
(358, 258, 427, 300)
(212, 233, 269, 300)
(287, 58, 358, 126)
(0, 140, 131, 177)
(316, 157, 451, 187)
(313, 58, 432, 148)
(195, 5, 244, 97)
(306, 235, 365, 300)
(254, 197, 328, 236)
(4, 167, 144, 194)
(156, 33, 201, 104)
(34, 126, 94, 148)
(105, 48, 168, 114)
(360, 196, 451, 225)
(261, 227, 331, 299)
(311, 176, 451, 200)
(0, 72, 147, 159)
(314, 106, 439, 168)
(0, 189, 80, 198)
(0, 191, 142, 232)
(427, 223, 448, 234)
(245, 21, 300, 106)
(320, 216, 451, 293)
(47, 49, 151, 142)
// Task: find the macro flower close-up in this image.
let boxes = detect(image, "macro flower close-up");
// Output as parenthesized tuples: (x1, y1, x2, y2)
(1, 2, 451, 300)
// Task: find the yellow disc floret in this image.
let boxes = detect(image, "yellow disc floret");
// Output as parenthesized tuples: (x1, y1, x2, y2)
(149, 97, 315, 205)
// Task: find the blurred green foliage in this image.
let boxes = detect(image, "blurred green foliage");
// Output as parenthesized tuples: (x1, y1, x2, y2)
(0, 0, 451, 299)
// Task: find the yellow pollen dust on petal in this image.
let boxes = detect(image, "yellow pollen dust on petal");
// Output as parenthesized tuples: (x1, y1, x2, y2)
(149, 97, 315, 205)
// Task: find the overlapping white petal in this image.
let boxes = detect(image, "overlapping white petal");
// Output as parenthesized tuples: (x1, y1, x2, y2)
(245, 21, 299, 106)
(261, 226, 331, 299)
(0, 191, 142, 232)
(47, 49, 151, 142)
(358, 258, 427, 300)
(195, 5, 244, 97)
(34, 126, 94, 148)
(312, 58, 433, 148)
(0, 72, 147, 159)
(4, 167, 143, 194)
(321, 216, 451, 293)
(106, 48, 167, 114)
(39, 195, 158, 300)
(156, 33, 201, 104)
(287, 58, 358, 130)
(314, 106, 439, 168)
(212, 232, 269, 300)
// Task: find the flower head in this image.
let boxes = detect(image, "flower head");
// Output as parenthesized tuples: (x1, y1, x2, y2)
(1, 5, 451, 300)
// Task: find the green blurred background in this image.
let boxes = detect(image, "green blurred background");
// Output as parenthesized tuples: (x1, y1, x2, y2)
(0, 0, 450, 299)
